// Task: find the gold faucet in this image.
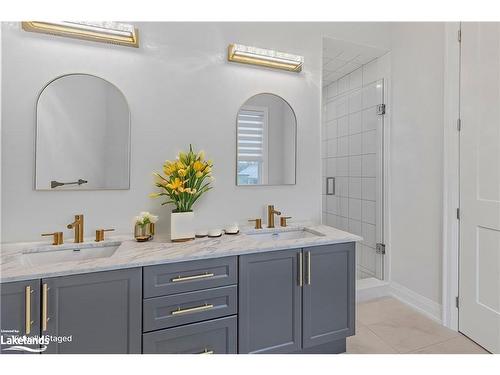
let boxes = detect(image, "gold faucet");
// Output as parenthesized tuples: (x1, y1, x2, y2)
(267, 205, 282, 228)
(41, 232, 64, 245)
(67, 214, 84, 243)
(280, 216, 292, 227)
(248, 218, 263, 229)
(95, 228, 114, 242)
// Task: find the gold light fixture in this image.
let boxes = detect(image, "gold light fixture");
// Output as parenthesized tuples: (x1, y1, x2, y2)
(21, 21, 139, 48)
(228, 43, 304, 72)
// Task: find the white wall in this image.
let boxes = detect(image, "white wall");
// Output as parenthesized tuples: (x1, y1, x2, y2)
(388, 23, 445, 305)
(1, 21, 446, 310)
(319, 22, 446, 308)
(0, 22, 391, 243)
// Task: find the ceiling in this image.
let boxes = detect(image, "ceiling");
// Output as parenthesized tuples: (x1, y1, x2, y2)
(322, 37, 387, 87)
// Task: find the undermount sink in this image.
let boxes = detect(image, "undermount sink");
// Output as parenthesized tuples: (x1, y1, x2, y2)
(246, 228, 324, 241)
(21, 241, 121, 267)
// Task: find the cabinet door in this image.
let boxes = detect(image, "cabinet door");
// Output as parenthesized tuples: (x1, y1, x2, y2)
(0, 280, 41, 354)
(42, 268, 141, 354)
(239, 249, 302, 353)
(302, 243, 355, 348)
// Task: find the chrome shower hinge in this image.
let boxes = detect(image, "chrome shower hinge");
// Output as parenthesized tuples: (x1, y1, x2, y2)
(377, 104, 386, 115)
(376, 243, 386, 255)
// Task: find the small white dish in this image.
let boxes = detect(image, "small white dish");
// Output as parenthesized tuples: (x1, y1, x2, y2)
(195, 229, 208, 238)
(225, 224, 239, 235)
(208, 229, 223, 238)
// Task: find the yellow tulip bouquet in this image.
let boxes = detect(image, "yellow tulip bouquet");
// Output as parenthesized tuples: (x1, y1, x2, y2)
(150, 145, 213, 212)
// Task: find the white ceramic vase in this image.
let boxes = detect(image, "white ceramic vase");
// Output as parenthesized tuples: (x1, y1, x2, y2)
(170, 211, 195, 242)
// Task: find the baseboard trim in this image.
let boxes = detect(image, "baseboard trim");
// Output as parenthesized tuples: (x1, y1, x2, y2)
(389, 281, 442, 323)
(356, 278, 390, 303)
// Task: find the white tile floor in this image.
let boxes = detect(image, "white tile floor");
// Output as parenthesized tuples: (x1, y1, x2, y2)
(347, 297, 489, 354)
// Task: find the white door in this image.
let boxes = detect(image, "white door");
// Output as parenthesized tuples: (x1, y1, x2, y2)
(460, 22, 500, 354)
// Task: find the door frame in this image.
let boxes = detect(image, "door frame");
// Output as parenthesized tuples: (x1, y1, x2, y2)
(442, 22, 461, 331)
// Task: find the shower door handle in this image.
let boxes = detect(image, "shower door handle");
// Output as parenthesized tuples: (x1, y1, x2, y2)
(326, 177, 335, 195)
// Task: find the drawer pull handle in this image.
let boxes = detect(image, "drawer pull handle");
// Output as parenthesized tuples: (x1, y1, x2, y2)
(42, 283, 49, 332)
(171, 272, 215, 283)
(199, 348, 214, 354)
(171, 303, 214, 315)
(25, 286, 31, 335)
(306, 251, 312, 285)
(298, 253, 303, 287)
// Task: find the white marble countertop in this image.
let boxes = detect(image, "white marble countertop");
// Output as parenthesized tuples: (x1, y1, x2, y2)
(0, 224, 362, 283)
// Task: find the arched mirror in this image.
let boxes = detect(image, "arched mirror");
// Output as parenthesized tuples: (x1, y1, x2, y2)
(35, 74, 131, 190)
(236, 93, 297, 186)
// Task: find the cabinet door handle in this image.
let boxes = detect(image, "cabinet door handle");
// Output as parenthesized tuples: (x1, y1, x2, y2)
(199, 348, 214, 354)
(298, 252, 303, 287)
(42, 283, 49, 332)
(25, 286, 31, 335)
(306, 251, 312, 285)
(171, 272, 215, 283)
(171, 303, 214, 315)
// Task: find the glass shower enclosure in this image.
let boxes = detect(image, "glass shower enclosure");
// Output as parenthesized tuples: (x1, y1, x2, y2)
(321, 72, 385, 281)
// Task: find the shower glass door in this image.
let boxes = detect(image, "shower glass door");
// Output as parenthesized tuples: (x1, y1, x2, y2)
(322, 77, 385, 281)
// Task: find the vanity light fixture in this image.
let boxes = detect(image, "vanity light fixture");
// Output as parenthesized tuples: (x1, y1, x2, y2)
(21, 21, 139, 48)
(228, 44, 304, 72)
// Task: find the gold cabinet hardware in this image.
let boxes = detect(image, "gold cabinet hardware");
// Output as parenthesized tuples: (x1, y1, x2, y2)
(171, 303, 214, 316)
(280, 216, 292, 227)
(171, 272, 215, 283)
(67, 214, 84, 243)
(306, 251, 311, 285)
(199, 348, 214, 354)
(25, 286, 32, 335)
(95, 228, 115, 242)
(41, 232, 64, 245)
(248, 218, 262, 229)
(267, 205, 282, 228)
(42, 283, 49, 332)
(298, 253, 303, 287)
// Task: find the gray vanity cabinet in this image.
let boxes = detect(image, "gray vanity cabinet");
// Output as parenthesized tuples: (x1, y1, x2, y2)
(0, 280, 41, 354)
(302, 243, 355, 348)
(238, 249, 302, 354)
(1, 242, 355, 354)
(239, 243, 355, 354)
(42, 268, 142, 354)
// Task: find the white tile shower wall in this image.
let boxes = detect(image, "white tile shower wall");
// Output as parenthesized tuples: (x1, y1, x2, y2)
(322, 56, 387, 279)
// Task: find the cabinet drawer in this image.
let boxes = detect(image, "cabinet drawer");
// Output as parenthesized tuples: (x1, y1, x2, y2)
(143, 257, 237, 298)
(142, 316, 237, 354)
(143, 285, 237, 332)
